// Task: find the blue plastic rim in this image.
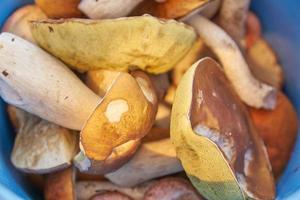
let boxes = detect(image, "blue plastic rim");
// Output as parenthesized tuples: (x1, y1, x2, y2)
(0, 0, 300, 199)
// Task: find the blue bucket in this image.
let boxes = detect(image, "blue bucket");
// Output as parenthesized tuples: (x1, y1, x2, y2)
(0, 0, 300, 199)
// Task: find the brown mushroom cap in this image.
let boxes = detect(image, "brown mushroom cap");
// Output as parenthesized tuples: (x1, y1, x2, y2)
(171, 57, 275, 199)
(144, 177, 204, 200)
(44, 167, 75, 200)
(249, 92, 298, 178)
(35, 0, 82, 18)
(79, 71, 157, 169)
(2, 5, 46, 43)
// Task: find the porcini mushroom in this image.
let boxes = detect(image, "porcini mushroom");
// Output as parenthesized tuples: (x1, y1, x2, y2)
(78, 0, 144, 19)
(0, 33, 157, 174)
(249, 92, 298, 178)
(30, 16, 196, 74)
(76, 180, 154, 200)
(35, 0, 82, 18)
(105, 139, 183, 187)
(144, 177, 204, 200)
(246, 38, 284, 89)
(2, 5, 46, 43)
(44, 167, 76, 200)
(10, 107, 78, 173)
(186, 15, 277, 109)
(131, 0, 211, 19)
(216, 0, 251, 43)
(171, 57, 275, 199)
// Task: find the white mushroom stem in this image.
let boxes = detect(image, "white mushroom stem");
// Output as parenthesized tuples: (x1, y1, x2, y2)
(78, 0, 143, 19)
(186, 15, 276, 109)
(0, 33, 99, 130)
(76, 181, 154, 200)
(105, 139, 183, 187)
(217, 0, 251, 43)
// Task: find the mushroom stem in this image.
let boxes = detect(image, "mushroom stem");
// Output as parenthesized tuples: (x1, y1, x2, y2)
(186, 15, 276, 109)
(105, 139, 183, 187)
(0, 33, 99, 130)
(216, 0, 251, 43)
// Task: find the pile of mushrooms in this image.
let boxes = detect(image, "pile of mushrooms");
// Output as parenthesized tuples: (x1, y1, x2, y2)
(0, 0, 297, 200)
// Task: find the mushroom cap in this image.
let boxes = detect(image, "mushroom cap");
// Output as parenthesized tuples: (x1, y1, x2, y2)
(2, 5, 46, 43)
(79, 71, 157, 166)
(170, 57, 275, 199)
(44, 167, 75, 200)
(144, 177, 204, 200)
(131, 0, 211, 19)
(11, 108, 79, 174)
(35, 0, 82, 18)
(30, 16, 196, 74)
(249, 92, 298, 178)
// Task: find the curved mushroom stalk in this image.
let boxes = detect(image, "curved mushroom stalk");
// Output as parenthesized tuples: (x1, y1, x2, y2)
(171, 57, 275, 199)
(186, 15, 277, 109)
(2, 5, 47, 43)
(76, 180, 154, 200)
(0, 33, 99, 130)
(144, 177, 204, 200)
(44, 167, 76, 200)
(105, 139, 183, 187)
(216, 0, 251, 43)
(78, 0, 143, 19)
(10, 107, 78, 174)
(30, 16, 196, 74)
(76, 70, 158, 174)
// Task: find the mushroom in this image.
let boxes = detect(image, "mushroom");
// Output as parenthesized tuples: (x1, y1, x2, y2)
(35, 0, 82, 18)
(30, 16, 196, 74)
(164, 85, 176, 105)
(76, 180, 154, 200)
(143, 177, 204, 200)
(105, 139, 183, 187)
(91, 192, 133, 200)
(78, 0, 144, 19)
(2, 5, 47, 43)
(0, 33, 157, 174)
(149, 74, 170, 101)
(249, 92, 298, 178)
(245, 11, 262, 49)
(131, 0, 211, 19)
(216, 0, 251, 43)
(44, 167, 76, 200)
(171, 37, 216, 86)
(246, 38, 284, 89)
(171, 57, 275, 199)
(10, 107, 78, 173)
(186, 15, 277, 109)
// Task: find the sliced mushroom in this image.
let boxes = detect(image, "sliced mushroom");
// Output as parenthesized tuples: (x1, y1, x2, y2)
(171, 57, 275, 199)
(144, 177, 204, 200)
(76, 180, 154, 200)
(78, 0, 143, 19)
(245, 11, 262, 49)
(35, 0, 82, 18)
(30, 16, 196, 74)
(105, 139, 183, 187)
(11, 107, 78, 173)
(2, 5, 47, 43)
(0, 34, 157, 174)
(131, 0, 211, 19)
(246, 38, 284, 89)
(249, 92, 298, 178)
(44, 167, 76, 200)
(216, 0, 251, 43)
(186, 15, 277, 109)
